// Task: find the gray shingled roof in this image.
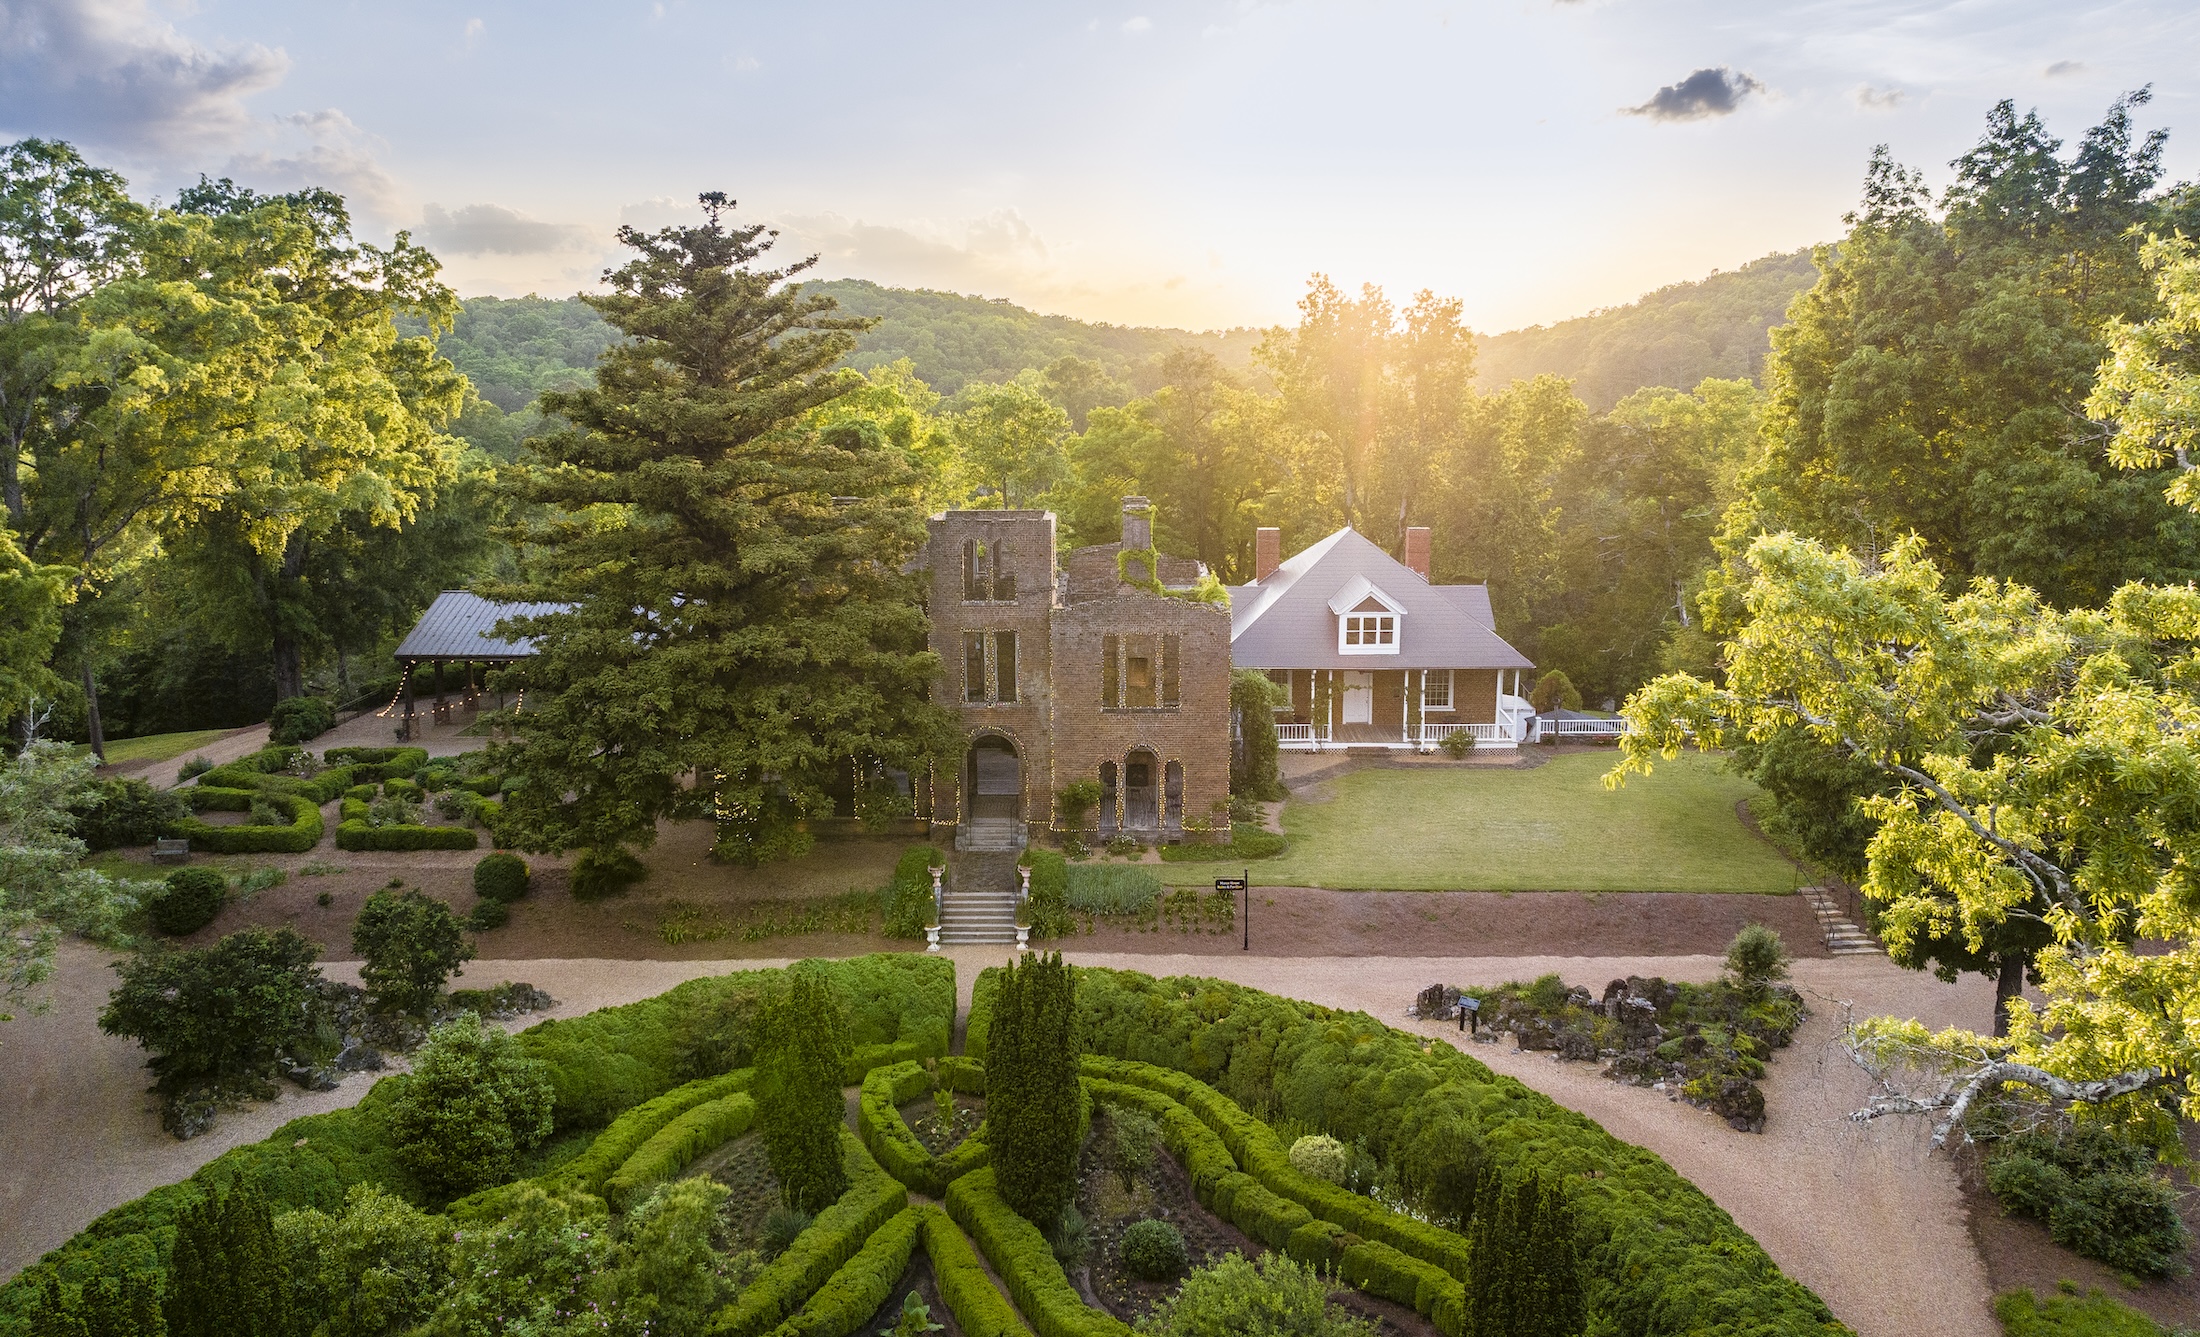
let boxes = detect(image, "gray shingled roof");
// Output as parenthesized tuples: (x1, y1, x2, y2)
(1226, 528, 1532, 670)
(395, 591, 570, 661)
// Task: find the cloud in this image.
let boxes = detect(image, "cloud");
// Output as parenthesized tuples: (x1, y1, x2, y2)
(0, 0, 289, 152)
(420, 203, 597, 256)
(1121, 16, 1151, 33)
(1855, 84, 1904, 110)
(2045, 59, 2084, 77)
(209, 108, 403, 220)
(1623, 66, 1763, 123)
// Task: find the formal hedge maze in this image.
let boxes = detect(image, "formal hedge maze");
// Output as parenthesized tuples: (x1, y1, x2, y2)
(0, 956, 1847, 1337)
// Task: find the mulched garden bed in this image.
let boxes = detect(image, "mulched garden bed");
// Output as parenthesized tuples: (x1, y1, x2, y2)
(1075, 1106, 1437, 1337)
(902, 1093, 986, 1159)
(860, 1253, 965, 1337)
(696, 1131, 783, 1253)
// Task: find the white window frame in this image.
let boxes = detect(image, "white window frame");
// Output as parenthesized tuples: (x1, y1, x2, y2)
(1338, 612, 1398, 655)
(1422, 668, 1453, 711)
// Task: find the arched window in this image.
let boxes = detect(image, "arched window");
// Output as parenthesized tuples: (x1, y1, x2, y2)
(963, 539, 991, 601)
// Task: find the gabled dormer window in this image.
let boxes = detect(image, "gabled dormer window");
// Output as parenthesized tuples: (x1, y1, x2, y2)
(1328, 576, 1406, 655)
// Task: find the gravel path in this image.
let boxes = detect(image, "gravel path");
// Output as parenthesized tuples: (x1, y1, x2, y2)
(2, 944, 1997, 1337)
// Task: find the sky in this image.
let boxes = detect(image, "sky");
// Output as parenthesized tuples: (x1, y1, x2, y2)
(5, 1, 2200, 334)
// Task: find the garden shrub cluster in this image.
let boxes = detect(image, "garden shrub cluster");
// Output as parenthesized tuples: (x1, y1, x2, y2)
(268, 696, 336, 745)
(1020, 849, 1073, 938)
(881, 844, 945, 939)
(945, 1166, 1135, 1337)
(0, 954, 953, 1335)
(147, 867, 227, 936)
(1064, 863, 1163, 915)
(473, 851, 531, 901)
(70, 777, 187, 850)
(858, 1059, 990, 1197)
(715, 1129, 908, 1337)
(171, 787, 323, 854)
(1984, 1125, 2192, 1277)
(1156, 829, 1287, 862)
(1002, 965, 1842, 1337)
(762, 1203, 927, 1337)
(604, 1090, 756, 1209)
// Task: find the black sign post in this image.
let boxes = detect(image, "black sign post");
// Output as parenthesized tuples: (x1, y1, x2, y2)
(1215, 874, 1250, 951)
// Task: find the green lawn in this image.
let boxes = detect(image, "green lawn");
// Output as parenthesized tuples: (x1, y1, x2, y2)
(1159, 751, 1801, 892)
(84, 728, 237, 767)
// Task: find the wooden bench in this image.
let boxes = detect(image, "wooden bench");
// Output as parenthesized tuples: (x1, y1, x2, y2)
(152, 837, 189, 864)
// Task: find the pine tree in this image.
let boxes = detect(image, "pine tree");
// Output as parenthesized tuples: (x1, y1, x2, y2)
(490, 192, 959, 868)
(1530, 1174, 1584, 1337)
(1465, 1167, 1583, 1337)
(81, 1273, 165, 1337)
(27, 1275, 92, 1337)
(162, 1191, 222, 1337)
(757, 969, 851, 1212)
(165, 1181, 292, 1337)
(988, 952, 1081, 1229)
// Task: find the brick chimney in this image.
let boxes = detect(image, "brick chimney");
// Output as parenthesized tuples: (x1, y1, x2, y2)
(1255, 527, 1281, 581)
(1121, 496, 1153, 550)
(1403, 526, 1431, 580)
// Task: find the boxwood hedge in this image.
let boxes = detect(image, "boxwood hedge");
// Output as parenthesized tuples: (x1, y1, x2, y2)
(944, 1166, 1133, 1337)
(710, 1129, 908, 1337)
(166, 787, 323, 854)
(858, 1060, 990, 1198)
(604, 1090, 756, 1210)
(335, 818, 479, 851)
(763, 1204, 925, 1337)
(0, 955, 952, 1336)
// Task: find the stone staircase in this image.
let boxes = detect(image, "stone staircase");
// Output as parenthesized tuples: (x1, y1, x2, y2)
(939, 850, 1022, 946)
(959, 817, 1025, 852)
(1802, 885, 1881, 956)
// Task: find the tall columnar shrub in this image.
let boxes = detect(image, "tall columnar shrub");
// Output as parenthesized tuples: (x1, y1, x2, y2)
(757, 968, 852, 1212)
(988, 951, 1081, 1229)
(165, 1179, 294, 1337)
(1229, 669, 1288, 802)
(352, 889, 476, 1016)
(1464, 1167, 1583, 1337)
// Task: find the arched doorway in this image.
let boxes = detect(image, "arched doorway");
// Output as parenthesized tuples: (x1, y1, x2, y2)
(964, 735, 1022, 850)
(1124, 749, 1159, 830)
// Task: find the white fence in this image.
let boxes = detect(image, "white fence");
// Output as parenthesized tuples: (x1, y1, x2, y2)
(1534, 715, 1629, 742)
(1276, 722, 1329, 749)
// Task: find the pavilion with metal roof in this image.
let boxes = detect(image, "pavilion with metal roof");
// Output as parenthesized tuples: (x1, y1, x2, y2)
(391, 590, 569, 737)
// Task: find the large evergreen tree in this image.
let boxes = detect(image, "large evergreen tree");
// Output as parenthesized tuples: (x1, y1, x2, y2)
(987, 951, 1081, 1229)
(491, 193, 956, 867)
(1464, 1167, 1582, 1337)
(165, 1180, 293, 1337)
(756, 968, 850, 1212)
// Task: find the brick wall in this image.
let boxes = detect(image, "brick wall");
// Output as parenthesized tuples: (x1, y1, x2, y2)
(922, 511, 1057, 839)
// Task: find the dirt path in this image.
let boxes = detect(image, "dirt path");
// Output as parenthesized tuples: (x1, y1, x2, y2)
(2, 945, 1996, 1337)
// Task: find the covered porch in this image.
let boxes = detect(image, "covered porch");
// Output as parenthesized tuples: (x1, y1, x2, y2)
(1268, 667, 1534, 752)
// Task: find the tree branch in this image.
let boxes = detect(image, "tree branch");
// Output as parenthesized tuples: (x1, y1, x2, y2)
(1849, 1059, 2176, 1149)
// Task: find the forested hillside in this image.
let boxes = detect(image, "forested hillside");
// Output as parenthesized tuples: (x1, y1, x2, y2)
(1475, 249, 1821, 409)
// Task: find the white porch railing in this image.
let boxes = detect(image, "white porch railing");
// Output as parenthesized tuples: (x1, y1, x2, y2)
(1534, 715, 1629, 741)
(1419, 721, 1506, 746)
(1276, 722, 1329, 749)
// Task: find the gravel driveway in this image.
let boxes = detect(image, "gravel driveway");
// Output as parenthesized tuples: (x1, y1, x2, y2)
(1, 944, 1996, 1337)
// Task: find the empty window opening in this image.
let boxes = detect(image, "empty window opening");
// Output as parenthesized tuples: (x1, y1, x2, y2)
(1164, 760, 1183, 827)
(1126, 634, 1157, 708)
(1102, 633, 1120, 707)
(992, 540, 1015, 601)
(995, 631, 1018, 703)
(1161, 634, 1180, 707)
(963, 632, 987, 703)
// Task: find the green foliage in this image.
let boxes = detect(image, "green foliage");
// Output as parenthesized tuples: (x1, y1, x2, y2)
(715, 1130, 908, 1337)
(1463, 1167, 1583, 1337)
(425, 1185, 612, 1337)
(166, 1176, 293, 1337)
(763, 1204, 925, 1337)
(1108, 1107, 1158, 1192)
(1529, 670, 1582, 714)
(610, 1177, 748, 1334)
(1156, 831, 1286, 863)
(604, 1090, 756, 1210)
(172, 786, 324, 854)
(269, 696, 336, 745)
(464, 899, 507, 931)
(489, 198, 956, 866)
(323, 747, 431, 781)
(858, 1060, 991, 1198)
(400, 294, 622, 411)
(1137, 1251, 1374, 1337)
(570, 845, 645, 899)
(149, 867, 226, 936)
(883, 845, 943, 939)
(70, 776, 187, 850)
(1984, 1128, 2190, 1277)
(1049, 973, 1840, 1336)
(100, 925, 322, 1097)
(388, 1012, 555, 1199)
(945, 1167, 1133, 1337)
(883, 1290, 947, 1337)
(1287, 1135, 1348, 1186)
(912, 1202, 1033, 1337)
(1477, 249, 1818, 411)
(276, 1181, 446, 1337)
(1118, 1218, 1187, 1281)
(352, 888, 475, 1016)
(1059, 862, 1163, 915)
(21, 1270, 163, 1337)
(1055, 779, 1104, 832)
(760, 969, 855, 1212)
(471, 852, 530, 902)
(987, 952, 1082, 1227)
(1728, 726, 1894, 883)
(1021, 850, 1073, 938)
(1993, 1286, 2171, 1337)
(336, 818, 479, 852)
(1230, 670, 1288, 802)
(1724, 924, 1791, 990)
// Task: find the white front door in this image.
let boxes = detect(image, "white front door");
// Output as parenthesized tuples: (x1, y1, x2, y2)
(1341, 671, 1374, 724)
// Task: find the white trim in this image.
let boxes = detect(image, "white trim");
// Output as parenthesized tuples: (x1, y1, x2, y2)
(1325, 573, 1409, 618)
(1421, 668, 1453, 711)
(1338, 611, 1399, 655)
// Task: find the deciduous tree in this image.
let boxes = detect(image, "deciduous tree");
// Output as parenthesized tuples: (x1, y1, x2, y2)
(353, 888, 474, 1017)
(99, 925, 322, 1098)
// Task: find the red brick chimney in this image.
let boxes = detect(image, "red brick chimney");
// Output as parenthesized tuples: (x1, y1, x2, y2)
(1255, 527, 1281, 581)
(1404, 526, 1431, 580)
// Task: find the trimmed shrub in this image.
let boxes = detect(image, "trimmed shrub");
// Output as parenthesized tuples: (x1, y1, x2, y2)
(335, 820, 479, 852)
(573, 846, 646, 899)
(711, 1129, 907, 1337)
(72, 777, 188, 850)
(919, 1203, 1034, 1337)
(763, 1205, 925, 1337)
(859, 1060, 989, 1198)
(944, 1167, 1134, 1337)
(1288, 1135, 1349, 1186)
(473, 852, 531, 902)
(1142, 1252, 1371, 1337)
(268, 697, 336, 745)
(322, 747, 430, 784)
(467, 900, 510, 930)
(169, 788, 323, 854)
(1118, 1218, 1187, 1281)
(1157, 830, 1287, 862)
(149, 868, 227, 936)
(604, 1091, 756, 1210)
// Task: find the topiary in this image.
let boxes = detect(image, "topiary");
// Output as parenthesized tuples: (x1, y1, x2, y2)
(150, 868, 228, 936)
(473, 852, 530, 903)
(467, 900, 511, 931)
(1288, 1133, 1349, 1186)
(1724, 924, 1791, 991)
(1119, 1217, 1187, 1280)
(268, 696, 336, 745)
